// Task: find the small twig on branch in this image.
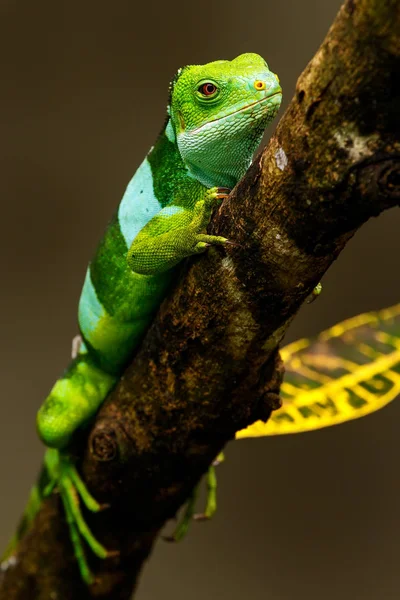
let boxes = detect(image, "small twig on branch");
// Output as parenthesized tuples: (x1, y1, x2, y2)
(1, 0, 399, 598)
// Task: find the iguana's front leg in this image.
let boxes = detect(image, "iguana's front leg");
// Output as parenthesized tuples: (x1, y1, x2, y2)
(127, 187, 231, 276)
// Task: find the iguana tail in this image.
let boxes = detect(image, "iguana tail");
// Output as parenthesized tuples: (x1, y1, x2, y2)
(1, 467, 47, 562)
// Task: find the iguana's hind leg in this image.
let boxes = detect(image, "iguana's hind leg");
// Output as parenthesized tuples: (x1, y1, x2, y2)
(45, 449, 119, 585)
(36, 349, 117, 584)
(194, 463, 218, 521)
(165, 485, 199, 542)
(167, 453, 224, 542)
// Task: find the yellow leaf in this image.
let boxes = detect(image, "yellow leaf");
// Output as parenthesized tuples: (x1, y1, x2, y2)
(236, 304, 400, 438)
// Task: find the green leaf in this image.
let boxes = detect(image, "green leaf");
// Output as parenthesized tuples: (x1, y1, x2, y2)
(236, 304, 400, 438)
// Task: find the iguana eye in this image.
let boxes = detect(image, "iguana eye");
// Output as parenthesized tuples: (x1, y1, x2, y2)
(199, 82, 218, 96)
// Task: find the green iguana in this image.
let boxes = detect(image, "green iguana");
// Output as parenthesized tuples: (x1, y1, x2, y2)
(8, 53, 282, 584)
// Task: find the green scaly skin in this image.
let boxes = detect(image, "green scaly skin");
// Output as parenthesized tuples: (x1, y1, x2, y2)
(6, 53, 282, 584)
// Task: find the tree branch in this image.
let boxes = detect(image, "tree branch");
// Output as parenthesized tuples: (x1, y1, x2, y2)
(1, 0, 399, 597)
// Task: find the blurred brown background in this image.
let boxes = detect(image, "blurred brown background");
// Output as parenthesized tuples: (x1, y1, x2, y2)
(1, 0, 399, 598)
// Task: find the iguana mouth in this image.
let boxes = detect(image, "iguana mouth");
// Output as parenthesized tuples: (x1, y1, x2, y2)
(191, 91, 282, 134)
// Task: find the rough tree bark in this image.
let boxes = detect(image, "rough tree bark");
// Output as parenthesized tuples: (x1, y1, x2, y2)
(1, 0, 399, 598)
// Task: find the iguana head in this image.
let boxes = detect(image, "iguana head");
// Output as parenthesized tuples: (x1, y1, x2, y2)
(168, 53, 282, 188)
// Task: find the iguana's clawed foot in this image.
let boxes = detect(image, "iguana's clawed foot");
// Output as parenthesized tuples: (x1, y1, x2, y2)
(44, 449, 118, 585)
(193, 465, 217, 521)
(205, 186, 231, 209)
(166, 460, 221, 542)
(193, 234, 231, 253)
(163, 486, 199, 543)
(307, 282, 323, 304)
(192, 186, 231, 228)
(190, 187, 232, 254)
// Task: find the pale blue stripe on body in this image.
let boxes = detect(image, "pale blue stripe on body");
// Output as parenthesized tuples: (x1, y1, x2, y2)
(78, 155, 163, 351)
(78, 268, 107, 341)
(118, 156, 162, 248)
